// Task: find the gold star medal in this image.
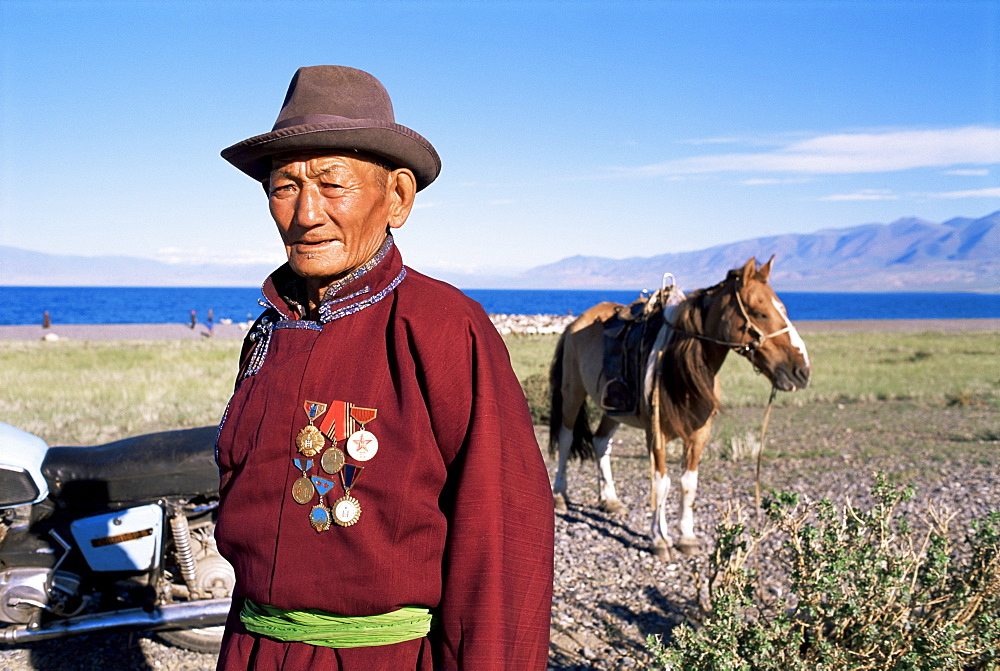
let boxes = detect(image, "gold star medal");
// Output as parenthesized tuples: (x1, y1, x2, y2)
(346, 406, 378, 462)
(296, 401, 327, 457)
(333, 464, 364, 527)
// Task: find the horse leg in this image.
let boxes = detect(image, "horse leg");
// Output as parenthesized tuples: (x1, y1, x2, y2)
(593, 416, 624, 514)
(676, 420, 712, 555)
(648, 430, 672, 560)
(552, 424, 574, 511)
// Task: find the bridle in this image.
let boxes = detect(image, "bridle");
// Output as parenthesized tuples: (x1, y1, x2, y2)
(664, 275, 792, 362)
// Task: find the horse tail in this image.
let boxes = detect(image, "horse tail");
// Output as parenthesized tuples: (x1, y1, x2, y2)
(570, 404, 595, 461)
(548, 328, 595, 461)
(548, 330, 567, 457)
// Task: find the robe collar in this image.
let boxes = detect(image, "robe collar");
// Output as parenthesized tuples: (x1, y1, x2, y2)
(259, 234, 406, 325)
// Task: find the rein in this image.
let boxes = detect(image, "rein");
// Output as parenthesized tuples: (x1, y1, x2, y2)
(754, 386, 778, 528)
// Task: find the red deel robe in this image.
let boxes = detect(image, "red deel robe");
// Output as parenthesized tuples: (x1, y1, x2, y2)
(214, 239, 554, 670)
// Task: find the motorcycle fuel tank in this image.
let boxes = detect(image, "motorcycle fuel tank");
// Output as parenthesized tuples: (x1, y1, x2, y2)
(70, 504, 163, 572)
(0, 423, 50, 509)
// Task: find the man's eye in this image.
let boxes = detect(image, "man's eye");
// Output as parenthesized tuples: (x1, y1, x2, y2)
(320, 181, 344, 190)
(270, 185, 295, 196)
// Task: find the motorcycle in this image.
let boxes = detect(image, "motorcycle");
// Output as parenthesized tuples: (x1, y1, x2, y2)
(0, 422, 234, 653)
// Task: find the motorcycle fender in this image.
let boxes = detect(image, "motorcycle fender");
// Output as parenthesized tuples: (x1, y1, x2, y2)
(69, 503, 163, 572)
(0, 423, 50, 508)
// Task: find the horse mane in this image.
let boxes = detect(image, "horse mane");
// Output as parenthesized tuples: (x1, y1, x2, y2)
(657, 282, 727, 442)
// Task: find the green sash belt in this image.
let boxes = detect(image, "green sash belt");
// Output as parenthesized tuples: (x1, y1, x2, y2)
(240, 599, 436, 648)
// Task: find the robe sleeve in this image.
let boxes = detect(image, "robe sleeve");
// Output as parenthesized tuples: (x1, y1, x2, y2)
(423, 310, 554, 670)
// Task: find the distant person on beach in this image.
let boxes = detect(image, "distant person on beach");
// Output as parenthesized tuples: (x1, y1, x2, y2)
(42, 311, 50, 329)
(190, 310, 197, 329)
(213, 66, 553, 670)
(206, 308, 214, 337)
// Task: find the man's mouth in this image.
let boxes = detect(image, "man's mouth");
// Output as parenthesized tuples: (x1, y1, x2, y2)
(293, 239, 341, 250)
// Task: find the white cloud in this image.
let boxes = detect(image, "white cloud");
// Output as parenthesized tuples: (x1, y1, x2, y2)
(945, 169, 990, 176)
(635, 127, 1000, 177)
(154, 247, 285, 265)
(819, 189, 900, 202)
(741, 177, 813, 186)
(925, 187, 1000, 199)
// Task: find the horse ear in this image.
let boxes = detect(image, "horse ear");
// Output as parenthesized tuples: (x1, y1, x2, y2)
(756, 255, 775, 283)
(740, 257, 756, 284)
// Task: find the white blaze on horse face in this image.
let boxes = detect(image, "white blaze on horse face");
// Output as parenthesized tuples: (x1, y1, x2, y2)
(771, 298, 810, 368)
(650, 470, 672, 546)
(679, 469, 699, 541)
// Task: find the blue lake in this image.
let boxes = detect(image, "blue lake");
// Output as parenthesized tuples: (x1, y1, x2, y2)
(1, 286, 998, 326)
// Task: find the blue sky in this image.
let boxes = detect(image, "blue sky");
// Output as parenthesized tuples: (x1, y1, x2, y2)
(1, 0, 997, 279)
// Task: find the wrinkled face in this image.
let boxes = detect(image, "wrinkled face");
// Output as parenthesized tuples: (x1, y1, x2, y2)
(734, 280, 812, 392)
(267, 151, 403, 296)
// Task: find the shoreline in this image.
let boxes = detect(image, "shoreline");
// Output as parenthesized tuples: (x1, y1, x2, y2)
(0, 317, 996, 341)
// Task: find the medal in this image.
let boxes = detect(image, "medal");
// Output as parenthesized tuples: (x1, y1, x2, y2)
(309, 504, 332, 532)
(321, 446, 346, 474)
(296, 401, 328, 457)
(306, 476, 336, 532)
(332, 496, 361, 527)
(346, 406, 379, 462)
(317, 417, 346, 474)
(333, 464, 364, 527)
(346, 430, 379, 462)
(291, 459, 315, 505)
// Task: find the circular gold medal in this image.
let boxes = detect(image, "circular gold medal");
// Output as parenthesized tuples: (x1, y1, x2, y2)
(296, 425, 325, 457)
(346, 430, 379, 462)
(291, 476, 315, 505)
(321, 447, 346, 474)
(332, 495, 361, 527)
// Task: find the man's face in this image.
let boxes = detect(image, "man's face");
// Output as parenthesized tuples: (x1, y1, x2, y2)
(267, 152, 396, 290)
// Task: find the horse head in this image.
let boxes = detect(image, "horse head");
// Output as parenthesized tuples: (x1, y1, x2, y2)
(714, 257, 812, 392)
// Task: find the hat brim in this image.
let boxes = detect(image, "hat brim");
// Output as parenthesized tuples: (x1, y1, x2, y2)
(221, 120, 441, 191)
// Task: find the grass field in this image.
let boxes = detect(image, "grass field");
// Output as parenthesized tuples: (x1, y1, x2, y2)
(1, 330, 997, 446)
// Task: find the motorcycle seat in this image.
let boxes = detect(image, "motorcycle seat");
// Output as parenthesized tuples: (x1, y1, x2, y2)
(42, 426, 220, 507)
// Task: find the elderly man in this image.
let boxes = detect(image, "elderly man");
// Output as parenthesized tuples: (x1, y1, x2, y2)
(213, 66, 553, 669)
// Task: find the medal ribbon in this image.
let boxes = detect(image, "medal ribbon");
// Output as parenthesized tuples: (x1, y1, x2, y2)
(311, 476, 335, 497)
(341, 464, 363, 491)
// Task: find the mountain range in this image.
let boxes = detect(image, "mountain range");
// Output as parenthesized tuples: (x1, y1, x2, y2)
(2, 212, 998, 292)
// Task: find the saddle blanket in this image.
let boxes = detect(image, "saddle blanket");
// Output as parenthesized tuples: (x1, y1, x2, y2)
(599, 285, 685, 416)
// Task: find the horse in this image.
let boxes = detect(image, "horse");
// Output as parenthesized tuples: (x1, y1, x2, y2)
(548, 257, 811, 558)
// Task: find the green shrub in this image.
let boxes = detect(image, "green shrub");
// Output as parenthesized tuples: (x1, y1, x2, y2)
(520, 373, 551, 426)
(647, 475, 1000, 670)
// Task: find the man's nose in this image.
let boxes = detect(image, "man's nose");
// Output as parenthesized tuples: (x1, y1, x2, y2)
(294, 185, 326, 227)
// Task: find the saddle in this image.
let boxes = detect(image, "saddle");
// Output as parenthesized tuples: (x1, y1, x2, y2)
(599, 284, 685, 415)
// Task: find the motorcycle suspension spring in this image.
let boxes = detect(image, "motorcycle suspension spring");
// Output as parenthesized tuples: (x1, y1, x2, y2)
(169, 514, 199, 595)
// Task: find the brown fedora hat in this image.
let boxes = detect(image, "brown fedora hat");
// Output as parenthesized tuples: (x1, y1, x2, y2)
(221, 65, 441, 190)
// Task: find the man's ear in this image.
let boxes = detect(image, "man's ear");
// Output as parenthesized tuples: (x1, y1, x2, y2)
(386, 169, 417, 230)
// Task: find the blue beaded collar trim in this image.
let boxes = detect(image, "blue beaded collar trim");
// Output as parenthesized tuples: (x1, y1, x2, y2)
(240, 236, 403, 381)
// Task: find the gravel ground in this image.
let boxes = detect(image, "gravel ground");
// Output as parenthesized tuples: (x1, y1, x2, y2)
(546, 401, 1000, 670)
(2, 400, 995, 670)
